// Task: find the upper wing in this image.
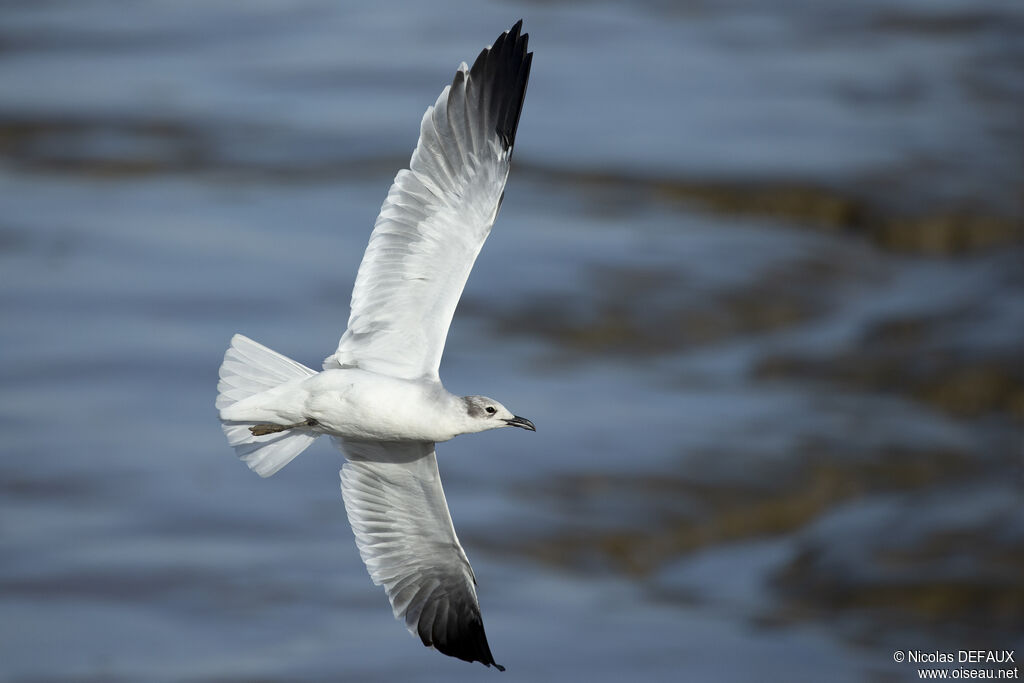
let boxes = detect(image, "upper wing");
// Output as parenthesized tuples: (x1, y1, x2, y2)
(325, 21, 532, 379)
(337, 439, 504, 670)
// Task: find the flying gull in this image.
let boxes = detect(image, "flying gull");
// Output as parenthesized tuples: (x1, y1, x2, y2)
(216, 21, 533, 671)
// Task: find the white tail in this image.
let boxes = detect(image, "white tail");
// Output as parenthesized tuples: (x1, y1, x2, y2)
(217, 334, 318, 477)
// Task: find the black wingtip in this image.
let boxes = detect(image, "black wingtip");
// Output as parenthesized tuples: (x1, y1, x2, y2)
(464, 20, 533, 154)
(419, 597, 505, 671)
(496, 21, 532, 152)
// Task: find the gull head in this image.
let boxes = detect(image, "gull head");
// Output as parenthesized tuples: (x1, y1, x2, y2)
(461, 395, 536, 434)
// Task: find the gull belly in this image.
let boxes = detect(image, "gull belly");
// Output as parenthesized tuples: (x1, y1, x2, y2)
(303, 370, 462, 443)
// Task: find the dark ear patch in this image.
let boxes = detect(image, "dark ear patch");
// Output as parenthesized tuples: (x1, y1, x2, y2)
(463, 397, 486, 418)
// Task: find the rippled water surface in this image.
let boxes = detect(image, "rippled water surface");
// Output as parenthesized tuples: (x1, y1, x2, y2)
(2, 1, 1022, 681)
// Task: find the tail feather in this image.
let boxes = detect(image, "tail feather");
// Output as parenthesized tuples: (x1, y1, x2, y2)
(222, 420, 317, 477)
(216, 334, 317, 410)
(217, 334, 319, 477)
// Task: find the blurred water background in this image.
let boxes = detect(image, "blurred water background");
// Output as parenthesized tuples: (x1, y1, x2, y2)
(2, 1, 1022, 681)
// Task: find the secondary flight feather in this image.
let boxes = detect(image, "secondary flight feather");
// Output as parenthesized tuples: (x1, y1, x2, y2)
(216, 21, 534, 671)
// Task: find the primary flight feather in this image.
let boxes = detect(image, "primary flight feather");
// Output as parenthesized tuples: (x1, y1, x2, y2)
(216, 21, 534, 671)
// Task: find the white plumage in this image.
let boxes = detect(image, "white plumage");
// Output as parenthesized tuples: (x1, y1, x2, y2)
(325, 72, 512, 380)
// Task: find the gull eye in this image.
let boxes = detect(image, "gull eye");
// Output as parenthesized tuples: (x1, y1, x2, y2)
(485, 406, 496, 415)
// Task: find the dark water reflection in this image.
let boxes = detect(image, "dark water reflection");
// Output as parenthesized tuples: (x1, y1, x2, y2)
(1, 1, 1021, 681)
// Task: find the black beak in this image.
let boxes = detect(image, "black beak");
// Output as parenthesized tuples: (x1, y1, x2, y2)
(504, 415, 536, 431)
